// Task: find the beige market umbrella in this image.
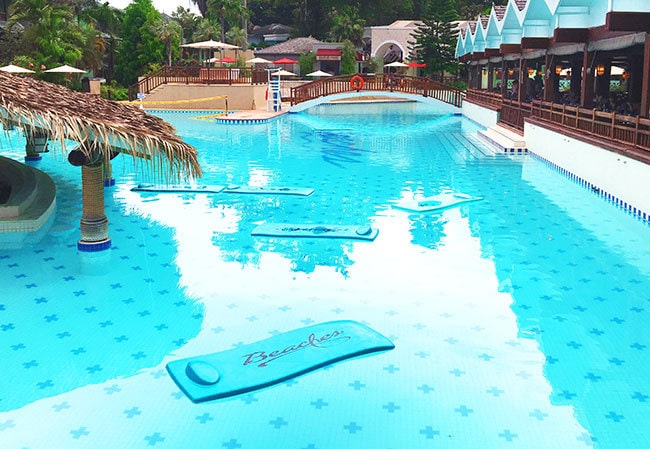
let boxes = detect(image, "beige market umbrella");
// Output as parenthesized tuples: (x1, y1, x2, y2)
(0, 64, 35, 73)
(385, 61, 408, 68)
(246, 57, 272, 64)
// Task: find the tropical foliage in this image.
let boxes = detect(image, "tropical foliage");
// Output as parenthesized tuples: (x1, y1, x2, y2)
(115, 0, 165, 86)
(0, 0, 486, 91)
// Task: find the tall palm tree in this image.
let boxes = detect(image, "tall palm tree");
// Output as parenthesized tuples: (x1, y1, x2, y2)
(151, 18, 181, 66)
(171, 6, 198, 44)
(206, 0, 247, 43)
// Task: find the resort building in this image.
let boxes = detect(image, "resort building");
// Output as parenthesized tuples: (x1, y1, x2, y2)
(455, 0, 650, 221)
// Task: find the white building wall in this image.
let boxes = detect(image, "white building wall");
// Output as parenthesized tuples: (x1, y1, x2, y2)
(461, 101, 499, 128)
(525, 121, 650, 217)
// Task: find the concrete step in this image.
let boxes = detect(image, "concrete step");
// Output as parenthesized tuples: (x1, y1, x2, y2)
(477, 125, 527, 154)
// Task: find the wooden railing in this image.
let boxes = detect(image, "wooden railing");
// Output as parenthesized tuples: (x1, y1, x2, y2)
(465, 88, 503, 110)
(500, 98, 532, 131)
(461, 88, 650, 161)
(290, 74, 465, 108)
(128, 66, 267, 100)
(529, 100, 650, 158)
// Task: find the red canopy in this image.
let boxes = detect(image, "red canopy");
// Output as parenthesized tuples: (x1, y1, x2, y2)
(408, 62, 427, 68)
(218, 57, 237, 63)
(273, 57, 298, 64)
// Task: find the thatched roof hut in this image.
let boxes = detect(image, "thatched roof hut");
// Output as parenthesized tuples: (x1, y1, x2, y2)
(0, 72, 201, 180)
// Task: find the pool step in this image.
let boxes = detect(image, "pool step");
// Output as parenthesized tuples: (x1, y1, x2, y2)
(477, 125, 527, 154)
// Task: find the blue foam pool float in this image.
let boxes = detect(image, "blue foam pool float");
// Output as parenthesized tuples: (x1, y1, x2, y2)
(251, 223, 378, 240)
(131, 183, 226, 193)
(223, 185, 314, 196)
(166, 320, 394, 403)
(393, 192, 483, 213)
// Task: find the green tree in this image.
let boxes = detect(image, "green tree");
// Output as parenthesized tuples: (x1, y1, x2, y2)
(151, 17, 181, 66)
(408, 0, 458, 82)
(340, 39, 357, 74)
(172, 6, 199, 44)
(191, 17, 221, 41)
(79, 1, 123, 81)
(8, 0, 84, 72)
(206, 0, 247, 42)
(115, 0, 164, 86)
(78, 20, 105, 75)
(225, 25, 247, 48)
(298, 51, 315, 76)
(328, 6, 365, 45)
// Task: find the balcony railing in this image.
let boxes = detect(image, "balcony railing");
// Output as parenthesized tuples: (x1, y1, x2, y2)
(128, 66, 267, 100)
(464, 89, 650, 162)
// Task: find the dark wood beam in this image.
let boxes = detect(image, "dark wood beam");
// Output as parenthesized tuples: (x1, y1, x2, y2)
(521, 37, 550, 49)
(641, 34, 650, 118)
(553, 28, 589, 43)
(500, 44, 521, 54)
(485, 48, 501, 56)
(606, 11, 650, 32)
(471, 51, 487, 60)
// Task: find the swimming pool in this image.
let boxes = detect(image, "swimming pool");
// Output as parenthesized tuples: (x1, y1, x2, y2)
(1, 101, 649, 448)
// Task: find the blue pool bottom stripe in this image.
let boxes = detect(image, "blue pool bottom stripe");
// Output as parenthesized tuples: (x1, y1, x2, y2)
(166, 320, 395, 403)
(252, 223, 379, 240)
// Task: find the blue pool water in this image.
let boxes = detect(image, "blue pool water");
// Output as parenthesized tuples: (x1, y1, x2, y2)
(1, 101, 649, 449)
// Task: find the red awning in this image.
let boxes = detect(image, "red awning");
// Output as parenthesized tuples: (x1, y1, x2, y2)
(273, 57, 298, 64)
(316, 49, 342, 57)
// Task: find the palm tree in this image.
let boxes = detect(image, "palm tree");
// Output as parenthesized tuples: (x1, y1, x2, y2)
(78, 21, 105, 75)
(171, 6, 198, 44)
(329, 6, 365, 46)
(191, 17, 221, 41)
(151, 18, 181, 66)
(206, 0, 247, 43)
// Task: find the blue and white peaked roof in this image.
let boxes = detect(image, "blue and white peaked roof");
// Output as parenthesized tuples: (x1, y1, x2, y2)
(455, 0, 650, 58)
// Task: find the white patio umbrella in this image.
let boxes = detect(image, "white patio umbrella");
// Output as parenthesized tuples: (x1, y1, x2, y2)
(44, 64, 86, 73)
(271, 69, 297, 77)
(181, 39, 239, 50)
(384, 61, 408, 67)
(0, 64, 35, 73)
(306, 70, 332, 77)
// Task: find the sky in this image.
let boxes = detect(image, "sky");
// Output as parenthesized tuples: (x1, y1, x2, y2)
(105, 0, 200, 15)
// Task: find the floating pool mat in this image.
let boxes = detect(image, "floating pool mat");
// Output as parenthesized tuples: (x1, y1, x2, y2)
(393, 192, 483, 213)
(131, 183, 226, 193)
(166, 320, 394, 403)
(223, 185, 314, 196)
(131, 184, 314, 196)
(252, 223, 379, 240)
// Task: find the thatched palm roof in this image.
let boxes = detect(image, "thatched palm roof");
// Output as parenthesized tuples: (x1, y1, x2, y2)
(0, 72, 201, 180)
